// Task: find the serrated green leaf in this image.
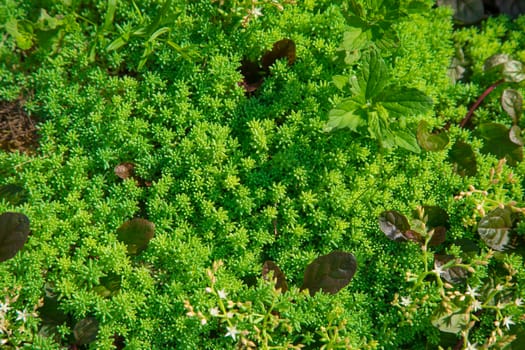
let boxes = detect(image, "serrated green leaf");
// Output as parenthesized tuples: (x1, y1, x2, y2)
(393, 129, 420, 153)
(378, 87, 433, 118)
(352, 50, 389, 100)
(5, 19, 34, 50)
(332, 75, 348, 91)
(324, 98, 363, 132)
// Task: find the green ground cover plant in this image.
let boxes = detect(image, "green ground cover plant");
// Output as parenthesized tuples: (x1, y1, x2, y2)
(1, 0, 525, 349)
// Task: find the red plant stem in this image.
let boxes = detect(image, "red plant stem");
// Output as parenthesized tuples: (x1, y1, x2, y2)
(459, 79, 505, 128)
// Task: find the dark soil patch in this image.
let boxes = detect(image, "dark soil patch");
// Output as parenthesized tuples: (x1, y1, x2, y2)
(0, 98, 40, 154)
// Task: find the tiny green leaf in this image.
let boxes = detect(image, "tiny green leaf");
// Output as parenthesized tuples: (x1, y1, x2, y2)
(116, 218, 155, 255)
(447, 140, 477, 176)
(301, 251, 357, 296)
(478, 206, 515, 251)
(378, 210, 410, 242)
(416, 120, 450, 152)
(262, 261, 288, 293)
(502, 89, 522, 124)
(0, 212, 30, 262)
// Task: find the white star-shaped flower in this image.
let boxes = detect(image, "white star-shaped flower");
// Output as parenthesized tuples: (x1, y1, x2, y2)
(217, 289, 228, 300)
(503, 316, 515, 330)
(225, 324, 240, 340)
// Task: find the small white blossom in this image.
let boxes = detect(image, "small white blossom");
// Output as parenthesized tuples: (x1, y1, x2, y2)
(205, 287, 213, 293)
(217, 289, 228, 300)
(465, 285, 479, 298)
(0, 302, 10, 314)
(251, 7, 263, 17)
(433, 265, 444, 276)
(503, 316, 515, 330)
(466, 341, 478, 350)
(515, 298, 523, 307)
(225, 324, 240, 340)
(200, 318, 207, 325)
(471, 299, 483, 312)
(15, 309, 31, 323)
(400, 296, 412, 307)
(210, 307, 220, 317)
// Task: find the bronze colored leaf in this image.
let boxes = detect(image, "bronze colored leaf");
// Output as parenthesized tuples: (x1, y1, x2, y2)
(478, 206, 515, 251)
(0, 212, 30, 262)
(116, 218, 155, 255)
(378, 210, 410, 242)
(447, 140, 477, 176)
(434, 254, 468, 284)
(301, 251, 357, 296)
(73, 317, 99, 345)
(261, 38, 296, 72)
(114, 162, 135, 180)
(262, 260, 288, 292)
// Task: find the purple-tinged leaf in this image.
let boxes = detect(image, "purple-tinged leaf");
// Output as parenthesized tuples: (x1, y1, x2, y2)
(501, 89, 522, 124)
(429, 227, 447, 247)
(434, 254, 468, 284)
(447, 140, 477, 176)
(478, 206, 515, 251)
(262, 261, 288, 292)
(437, 0, 484, 24)
(494, 0, 525, 19)
(239, 59, 264, 93)
(478, 123, 523, 166)
(301, 251, 357, 296)
(0, 212, 30, 262)
(483, 54, 525, 83)
(114, 162, 135, 180)
(116, 218, 155, 255)
(378, 210, 410, 242)
(510, 125, 524, 146)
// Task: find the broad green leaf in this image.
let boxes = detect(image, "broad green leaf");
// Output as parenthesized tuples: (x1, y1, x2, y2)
(5, 19, 34, 50)
(262, 261, 288, 292)
(437, 0, 484, 24)
(478, 123, 523, 166)
(35, 9, 62, 31)
(116, 218, 155, 255)
(478, 206, 514, 251)
(378, 210, 410, 242)
(447, 140, 477, 176)
(368, 109, 394, 148)
(0, 212, 30, 262)
(502, 89, 522, 124)
(378, 87, 433, 118)
(353, 50, 389, 100)
(325, 99, 363, 132)
(301, 251, 357, 296)
(393, 129, 420, 153)
(338, 27, 369, 65)
(416, 120, 449, 152)
(106, 36, 127, 51)
(332, 75, 348, 91)
(103, 0, 117, 32)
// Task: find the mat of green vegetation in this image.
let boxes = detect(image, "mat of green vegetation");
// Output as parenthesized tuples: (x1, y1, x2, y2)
(1, 1, 525, 349)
